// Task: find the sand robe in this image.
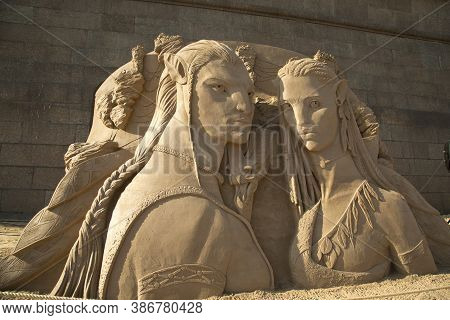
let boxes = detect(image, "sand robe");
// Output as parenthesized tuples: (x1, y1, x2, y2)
(0, 147, 131, 292)
(98, 149, 274, 299)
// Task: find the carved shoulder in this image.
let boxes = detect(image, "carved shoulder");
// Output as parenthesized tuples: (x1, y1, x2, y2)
(375, 188, 436, 273)
(375, 188, 413, 233)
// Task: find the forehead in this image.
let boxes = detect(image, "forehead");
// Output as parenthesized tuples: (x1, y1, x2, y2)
(280, 75, 331, 101)
(197, 60, 252, 88)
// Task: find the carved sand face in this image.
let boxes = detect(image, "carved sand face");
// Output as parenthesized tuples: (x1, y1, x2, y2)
(280, 75, 339, 152)
(191, 59, 255, 145)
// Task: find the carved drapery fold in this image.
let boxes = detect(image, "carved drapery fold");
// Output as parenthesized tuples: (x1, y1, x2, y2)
(64, 141, 119, 172)
(398, 240, 426, 265)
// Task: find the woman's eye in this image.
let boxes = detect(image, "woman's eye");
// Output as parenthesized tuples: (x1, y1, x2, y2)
(282, 103, 292, 110)
(310, 100, 320, 108)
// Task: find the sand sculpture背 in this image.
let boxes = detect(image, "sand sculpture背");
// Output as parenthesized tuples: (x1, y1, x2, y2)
(0, 34, 449, 299)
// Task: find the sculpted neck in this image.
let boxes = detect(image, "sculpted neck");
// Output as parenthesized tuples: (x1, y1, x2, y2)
(307, 132, 364, 201)
(158, 104, 225, 200)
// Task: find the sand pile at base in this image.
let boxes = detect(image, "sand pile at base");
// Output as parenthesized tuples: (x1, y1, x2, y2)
(1, 222, 449, 300)
(216, 271, 449, 300)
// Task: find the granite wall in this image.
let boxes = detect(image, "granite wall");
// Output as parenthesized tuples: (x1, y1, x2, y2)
(0, 0, 449, 219)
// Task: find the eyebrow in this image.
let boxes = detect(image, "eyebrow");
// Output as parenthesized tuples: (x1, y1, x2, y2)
(204, 77, 226, 83)
(204, 77, 255, 92)
(282, 95, 320, 104)
(203, 77, 231, 87)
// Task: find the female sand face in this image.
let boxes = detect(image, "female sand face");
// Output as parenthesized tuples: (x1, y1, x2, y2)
(279, 74, 340, 153)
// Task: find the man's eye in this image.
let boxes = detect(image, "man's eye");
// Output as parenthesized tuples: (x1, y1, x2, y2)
(310, 100, 320, 108)
(211, 84, 226, 93)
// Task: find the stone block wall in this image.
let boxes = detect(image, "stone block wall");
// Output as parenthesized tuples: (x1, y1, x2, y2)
(0, 0, 449, 219)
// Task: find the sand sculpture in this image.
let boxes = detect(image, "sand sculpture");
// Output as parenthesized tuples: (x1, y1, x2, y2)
(0, 34, 449, 299)
(277, 53, 450, 288)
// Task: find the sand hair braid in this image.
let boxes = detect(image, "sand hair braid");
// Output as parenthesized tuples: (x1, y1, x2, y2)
(52, 45, 181, 299)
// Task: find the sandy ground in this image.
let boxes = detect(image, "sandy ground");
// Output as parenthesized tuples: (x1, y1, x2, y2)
(0, 221, 24, 258)
(0, 221, 449, 300)
(217, 272, 450, 300)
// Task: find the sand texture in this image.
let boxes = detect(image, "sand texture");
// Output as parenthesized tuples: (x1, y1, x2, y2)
(0, 221, 448, 300)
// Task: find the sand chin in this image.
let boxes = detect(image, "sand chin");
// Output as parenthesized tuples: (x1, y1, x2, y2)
(228, 130, 250, 145)
(304, 140, 323, 152)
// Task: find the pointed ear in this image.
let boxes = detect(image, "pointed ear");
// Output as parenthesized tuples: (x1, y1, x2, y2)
(335, 79, 348, 106)
(163, 53, 188, 84)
